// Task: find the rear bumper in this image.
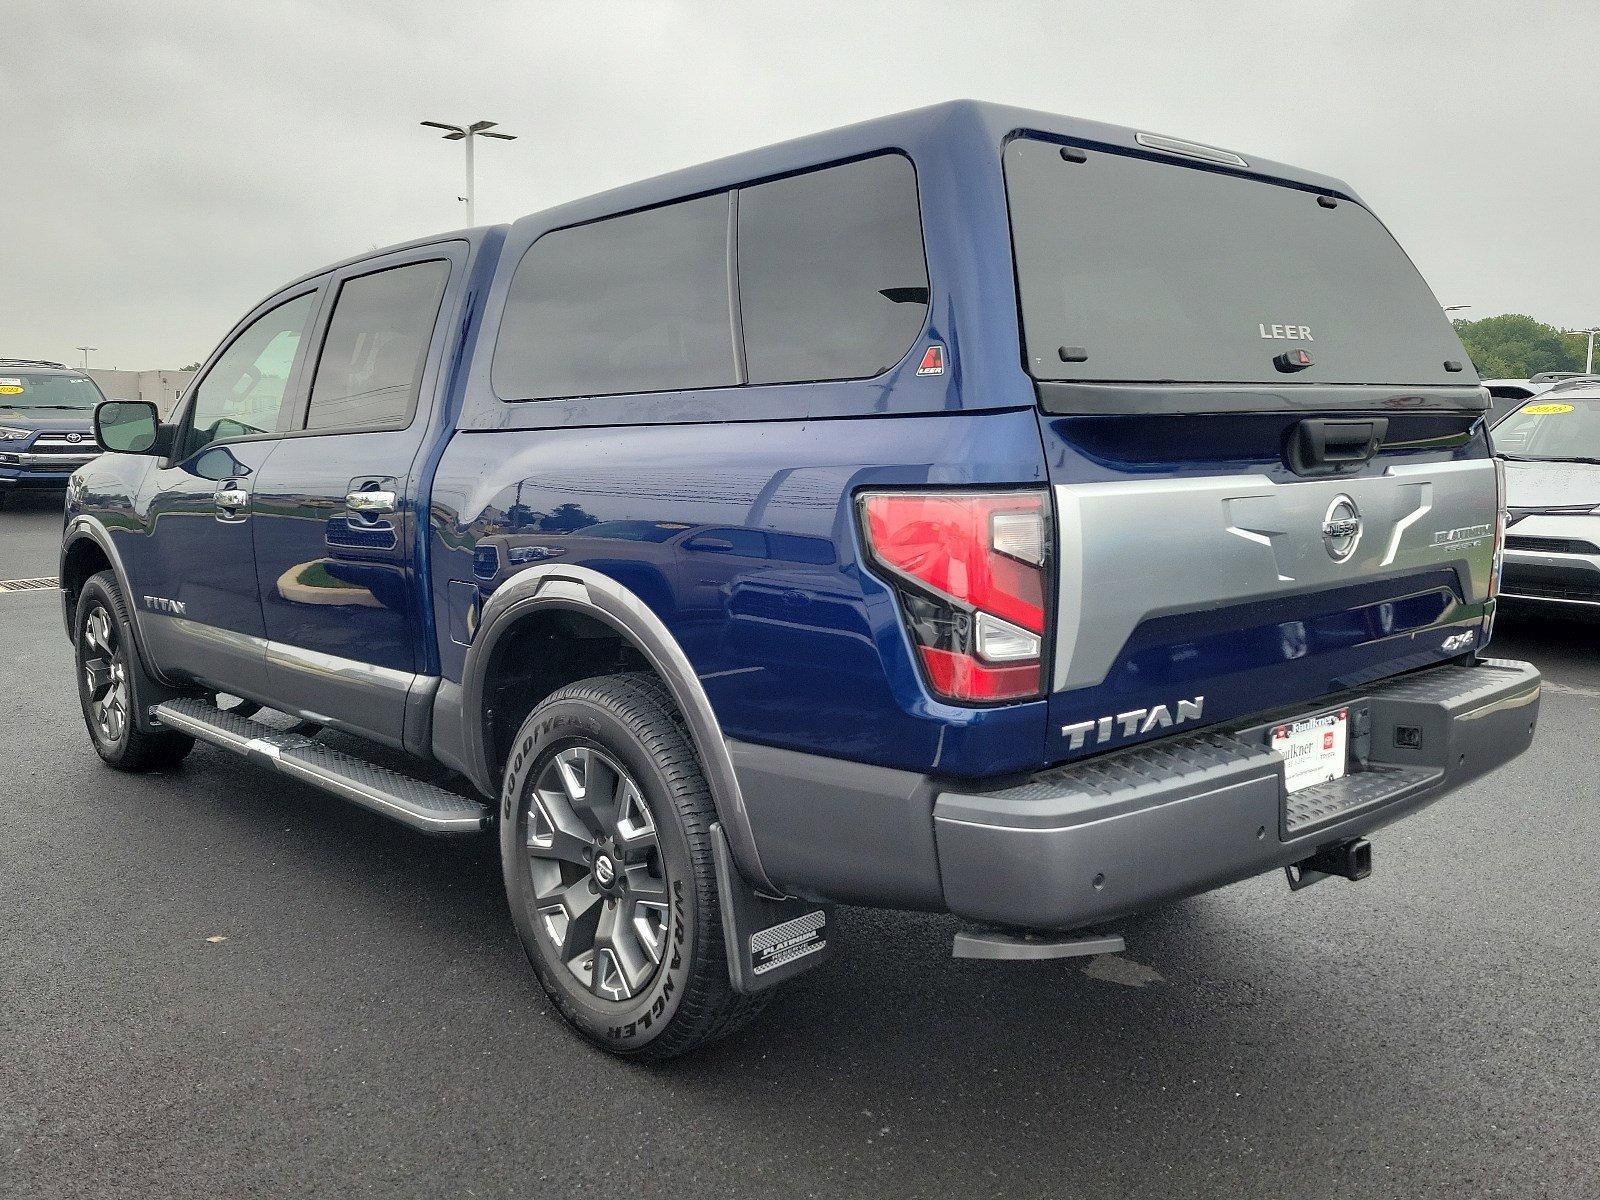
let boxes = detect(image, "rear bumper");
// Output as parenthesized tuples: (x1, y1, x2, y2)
(932, 658, 1540, 930)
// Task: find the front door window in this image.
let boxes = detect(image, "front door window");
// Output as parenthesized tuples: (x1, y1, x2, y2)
(184, 292, 316, 456)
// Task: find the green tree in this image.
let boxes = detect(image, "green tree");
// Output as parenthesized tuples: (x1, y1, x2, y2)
(1452, 314, 1587, 379)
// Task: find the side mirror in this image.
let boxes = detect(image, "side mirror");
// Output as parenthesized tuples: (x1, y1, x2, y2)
(94, 399, 161, 455)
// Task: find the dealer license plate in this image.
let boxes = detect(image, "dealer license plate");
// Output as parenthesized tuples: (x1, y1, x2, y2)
(1269, 707, 1348, 793)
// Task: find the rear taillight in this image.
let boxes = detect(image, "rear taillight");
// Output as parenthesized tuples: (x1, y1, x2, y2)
(859, 490, 1051, 703)
(1490, 458, 1507, 602)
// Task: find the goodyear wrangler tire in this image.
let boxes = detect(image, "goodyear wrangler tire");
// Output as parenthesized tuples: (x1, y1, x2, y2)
(500, 672, 767, 1059)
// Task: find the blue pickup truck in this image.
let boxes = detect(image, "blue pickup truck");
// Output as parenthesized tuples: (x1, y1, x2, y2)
(62, 102, 1540, 1058)
(0, 360, 104, 506)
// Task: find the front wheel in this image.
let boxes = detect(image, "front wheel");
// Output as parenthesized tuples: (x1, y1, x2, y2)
(74, 571, 194, 771)
(500, 673, 767, 1059)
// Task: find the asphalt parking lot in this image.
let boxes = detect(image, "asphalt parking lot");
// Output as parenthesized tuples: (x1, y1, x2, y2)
(2, 489, 1597, 1199)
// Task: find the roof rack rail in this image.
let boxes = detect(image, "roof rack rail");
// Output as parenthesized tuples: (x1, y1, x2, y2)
(0, 358, 70, 369)
(1529, 371, 1593, 384)
(1538, 375, 1600, 394)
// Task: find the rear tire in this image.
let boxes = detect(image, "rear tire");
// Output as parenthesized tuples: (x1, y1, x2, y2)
(500, 672, 768, 1059)
(74, 571, 194, 772)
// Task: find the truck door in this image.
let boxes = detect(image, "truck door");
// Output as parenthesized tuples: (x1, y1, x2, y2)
(129, 287, 322, 697)
(247, 244, 461, 748)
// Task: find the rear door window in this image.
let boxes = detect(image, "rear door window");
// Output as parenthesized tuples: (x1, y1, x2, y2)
(493, 194, 736, 400)
(1004, 136, 1467, 387)
(304, 259, 451, 432)
(737, 154, 928, 385)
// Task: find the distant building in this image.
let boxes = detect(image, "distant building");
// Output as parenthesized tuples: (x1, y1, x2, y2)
(86, 369, 195, 416)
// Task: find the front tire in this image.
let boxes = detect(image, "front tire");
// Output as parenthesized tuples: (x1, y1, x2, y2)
(74, 571, 194, 771)
(500, 673, 767, 1059)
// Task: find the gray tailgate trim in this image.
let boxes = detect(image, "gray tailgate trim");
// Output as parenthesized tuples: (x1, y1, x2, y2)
(1052, 459, 1495, 692)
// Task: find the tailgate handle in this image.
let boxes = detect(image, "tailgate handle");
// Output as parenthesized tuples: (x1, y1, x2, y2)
(1287, 418, 1389, 476)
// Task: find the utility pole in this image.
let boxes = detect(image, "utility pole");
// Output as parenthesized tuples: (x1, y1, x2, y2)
(420, 119, 517, 226)
(76, 346, 97, 369)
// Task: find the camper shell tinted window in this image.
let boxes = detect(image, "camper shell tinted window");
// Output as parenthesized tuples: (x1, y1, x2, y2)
(493, 193, 737, 401)
(1004, 135, 1469, 387)
(492, 152, 930, 403)
(737, 153, 928, 385)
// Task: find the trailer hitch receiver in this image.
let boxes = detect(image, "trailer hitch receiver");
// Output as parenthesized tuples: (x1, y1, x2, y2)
(1286, 838, 1372, 891)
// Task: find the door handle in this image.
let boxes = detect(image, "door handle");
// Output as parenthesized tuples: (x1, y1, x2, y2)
(214, 486, 249, 512)
(346, 489, 397, 514)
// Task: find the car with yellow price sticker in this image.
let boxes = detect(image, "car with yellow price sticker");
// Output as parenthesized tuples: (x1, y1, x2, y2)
(0, 359, 107, 509)
(1493, 378, 1600, 608)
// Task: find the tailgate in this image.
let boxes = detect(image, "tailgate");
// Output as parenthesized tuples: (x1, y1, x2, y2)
(1041, 411, 1496, 763)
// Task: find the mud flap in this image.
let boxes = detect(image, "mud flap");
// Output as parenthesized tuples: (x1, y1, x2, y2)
(710, 822, 834, 994)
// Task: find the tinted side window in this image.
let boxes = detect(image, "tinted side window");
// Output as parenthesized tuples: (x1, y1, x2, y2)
(737, 154, 928, 386)
(187, 291, 316, 455)
(304, 260, 451, 432)
(493, 194, 736, 400)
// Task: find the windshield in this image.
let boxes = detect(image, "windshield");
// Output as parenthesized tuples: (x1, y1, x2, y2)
(0, 372, 106, 410)
(1492, 398, 1600, 461)
(1004, 136, 1471, 386)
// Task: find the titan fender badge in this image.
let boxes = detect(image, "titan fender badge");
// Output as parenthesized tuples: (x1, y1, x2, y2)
(916, 344, 945, 376)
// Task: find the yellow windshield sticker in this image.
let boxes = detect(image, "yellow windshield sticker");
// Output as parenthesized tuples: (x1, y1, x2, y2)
(1523, 402, 1574, 415)
(0, 386, 24, 396)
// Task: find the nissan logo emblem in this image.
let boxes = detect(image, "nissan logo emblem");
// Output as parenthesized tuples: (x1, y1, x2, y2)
(1322, 495, 1362, 563)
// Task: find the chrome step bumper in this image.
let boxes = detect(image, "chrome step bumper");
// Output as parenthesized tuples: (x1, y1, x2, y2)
(932, 658, 1541, 931)
(152, 697, 489, 835)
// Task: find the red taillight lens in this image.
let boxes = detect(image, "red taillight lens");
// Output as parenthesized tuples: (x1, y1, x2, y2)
(860, 491, 1050, 703)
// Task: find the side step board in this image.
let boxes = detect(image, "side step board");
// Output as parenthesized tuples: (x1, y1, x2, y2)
(152, 697, 489, 835)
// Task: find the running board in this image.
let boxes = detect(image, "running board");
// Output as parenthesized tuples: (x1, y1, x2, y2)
(152, 697, 489, 835)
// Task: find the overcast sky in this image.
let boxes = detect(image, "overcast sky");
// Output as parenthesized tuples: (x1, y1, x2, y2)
(6, 0, 1595, 369)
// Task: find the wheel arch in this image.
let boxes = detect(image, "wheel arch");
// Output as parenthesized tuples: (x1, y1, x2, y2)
(454, 564, 777, 895)
(59, 518, 154, 662)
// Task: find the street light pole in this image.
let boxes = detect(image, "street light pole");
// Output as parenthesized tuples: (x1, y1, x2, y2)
(76, 345, 97, 369)
(1576, 328, 1600, 374)
(420, 119, 517, 226)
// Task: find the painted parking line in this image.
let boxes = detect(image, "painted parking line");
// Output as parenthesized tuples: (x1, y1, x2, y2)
(1540, 679, 1600, 702)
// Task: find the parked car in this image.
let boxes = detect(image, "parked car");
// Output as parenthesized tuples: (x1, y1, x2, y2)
(59, 101, 1540, 1059)
(1483, 379, 1547, 423)
(0, 359, 105, 507)
(1491, 380, 1600, 608)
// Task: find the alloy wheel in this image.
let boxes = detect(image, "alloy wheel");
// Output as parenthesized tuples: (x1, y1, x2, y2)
(81, 606, 129, 744)
(523, 744, 671, 1001)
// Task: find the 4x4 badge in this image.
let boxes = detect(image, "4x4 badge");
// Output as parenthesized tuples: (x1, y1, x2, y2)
(1322, 495, 1362, 562)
